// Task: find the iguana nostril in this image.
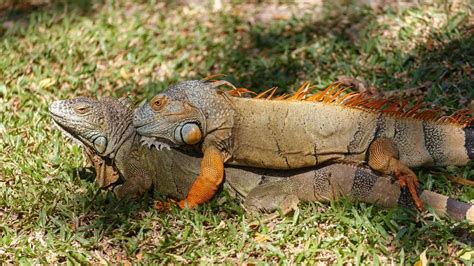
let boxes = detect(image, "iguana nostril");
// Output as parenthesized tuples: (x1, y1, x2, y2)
(48, 101, 63, 116)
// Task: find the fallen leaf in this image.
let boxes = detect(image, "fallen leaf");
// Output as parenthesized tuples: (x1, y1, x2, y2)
(254, 232, 270, 243)
(135, 251, 144, 261)
(165, 253, 188, 263)
(120, 68, 131, 80)
(0, 123, 5, 134)
(39, 78, 56, 89)
(0, 83, 6, 96)
(459, 250, 474, 261)
(414, 249, 428, 266)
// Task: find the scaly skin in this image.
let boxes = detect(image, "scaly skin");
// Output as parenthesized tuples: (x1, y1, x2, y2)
(49, 96, 195, 199)
(133, 80, 473, 209)
(50, 97, 474, 222)
(230, 163, 474, 223)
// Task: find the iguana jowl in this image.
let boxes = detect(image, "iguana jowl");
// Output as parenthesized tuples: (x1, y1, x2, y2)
(49, 96, 474, 222)
(133, 80, 473, 209)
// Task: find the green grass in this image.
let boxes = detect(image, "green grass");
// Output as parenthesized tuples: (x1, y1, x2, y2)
(1, 0, 473, 263)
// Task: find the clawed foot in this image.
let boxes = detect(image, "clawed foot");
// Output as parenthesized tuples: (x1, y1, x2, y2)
(154, 199, 177, 211)
(154, 199, 198, 210)
(397, 173, 424, 211)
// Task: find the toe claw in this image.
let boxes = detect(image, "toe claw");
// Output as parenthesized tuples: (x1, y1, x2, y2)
(154, 198, 177, 211)
(397, 174, 424, 212)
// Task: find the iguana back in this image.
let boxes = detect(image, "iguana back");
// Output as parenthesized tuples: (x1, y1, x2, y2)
(227, 97, 471, 168)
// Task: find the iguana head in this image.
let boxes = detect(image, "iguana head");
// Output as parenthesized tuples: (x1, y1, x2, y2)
(133, 80, 234, 150)
(49, 96, 134, 157)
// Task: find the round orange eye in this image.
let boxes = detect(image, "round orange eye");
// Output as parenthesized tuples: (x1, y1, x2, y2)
(150, 96, 167, 111)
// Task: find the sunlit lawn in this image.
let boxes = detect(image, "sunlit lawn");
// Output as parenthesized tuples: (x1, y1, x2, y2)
(1, 0, 473, 263)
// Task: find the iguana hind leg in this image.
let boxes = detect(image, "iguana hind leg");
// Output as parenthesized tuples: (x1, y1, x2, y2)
(368, 137, 424, 211)
(244, 180, 300, 214)
(178, 146, 225, 209)
(154, 199, 175, 210)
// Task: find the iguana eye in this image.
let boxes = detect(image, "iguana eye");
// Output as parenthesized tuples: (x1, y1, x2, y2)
(74, 105, 90, 114)
(150, 96, 167, 111)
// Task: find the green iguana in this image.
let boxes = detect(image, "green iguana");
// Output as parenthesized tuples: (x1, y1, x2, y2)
(49, 96, 474, 223)
(133, 80, 473, 209)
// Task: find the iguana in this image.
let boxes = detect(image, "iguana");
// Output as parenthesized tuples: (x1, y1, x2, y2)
(133, 80, 473, 209)
(49, 96, 474, 223)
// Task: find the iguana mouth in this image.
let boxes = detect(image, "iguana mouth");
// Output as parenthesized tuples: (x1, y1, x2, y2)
(51, 119, 85, 147)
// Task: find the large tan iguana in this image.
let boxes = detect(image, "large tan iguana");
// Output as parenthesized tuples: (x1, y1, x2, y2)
(133, 80, 473, 209)
(49, 96, 474, 222)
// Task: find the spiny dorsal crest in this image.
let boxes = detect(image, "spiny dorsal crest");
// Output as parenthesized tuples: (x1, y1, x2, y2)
(205, 78, 473, 127)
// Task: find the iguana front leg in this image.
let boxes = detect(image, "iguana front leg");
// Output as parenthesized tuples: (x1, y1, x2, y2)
(84, 147, 151, 199)
(178, 146, 224, 209)
(367, 137, 424, 211)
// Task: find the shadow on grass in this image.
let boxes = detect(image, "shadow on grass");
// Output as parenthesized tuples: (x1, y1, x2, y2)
(68, 166, 154, 236)
(201, 4, 473, 104)
(0, 0, 97, 18)
(217, 5, 373, 91)
(0, 0, 101, 37)
(404, 31, 474, 106)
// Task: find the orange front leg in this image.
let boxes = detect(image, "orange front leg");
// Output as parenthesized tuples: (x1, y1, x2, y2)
(178, 146, 225, 209)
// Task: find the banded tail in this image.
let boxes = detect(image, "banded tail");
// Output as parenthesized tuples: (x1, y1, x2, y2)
(345, 166, 474, 222)
(416, 190, 474, 222)
(235, 164, 474, 223)
(465, 125, 474, 160)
